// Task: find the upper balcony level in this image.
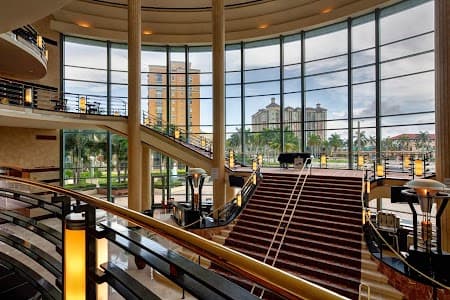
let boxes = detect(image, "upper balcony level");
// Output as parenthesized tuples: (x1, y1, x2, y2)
(0, 25, 48, 79)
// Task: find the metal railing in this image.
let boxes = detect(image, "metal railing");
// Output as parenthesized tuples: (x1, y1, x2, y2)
(251, 158, 313, 298)
(0, 175, 346, 300)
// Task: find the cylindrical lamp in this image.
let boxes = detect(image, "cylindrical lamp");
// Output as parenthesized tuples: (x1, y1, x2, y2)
(403, 156, 410, 169)
(37, 35, 43, 48)
(252, 159, 257, 171)
(257, 153, 263, 166)
(366, 181, 371, 194)
(64, 213, 86, 300)
(174, 128, 180, 139)
(236, 192, 242, 207)
(252, 173, 257, 185)
(96, 238, 108, 300)
(320, 154, 327, 166)
(24, 87, 32, 104)
(357, 155, 364, 168)
(201, 137, 206, 148)
(376, 164, 384, 177)
(414, 159, 423, 176)
(79, 96, 86, 113)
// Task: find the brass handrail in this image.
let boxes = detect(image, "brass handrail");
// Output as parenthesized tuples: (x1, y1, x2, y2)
(0, 175, 347, 300)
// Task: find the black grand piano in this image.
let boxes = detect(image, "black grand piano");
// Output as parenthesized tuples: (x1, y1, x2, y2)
(277, 152, 312, 168)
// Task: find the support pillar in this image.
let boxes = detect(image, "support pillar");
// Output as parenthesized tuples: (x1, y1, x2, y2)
(435, 0, 450, 252)
(142, 145, 151, 211)
(212, 0, 226, 214)
(127, 0, 142, 212)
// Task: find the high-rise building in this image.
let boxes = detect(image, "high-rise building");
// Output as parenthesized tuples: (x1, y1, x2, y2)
(147, 62, 200, 133)
(251, 97, 327, 140)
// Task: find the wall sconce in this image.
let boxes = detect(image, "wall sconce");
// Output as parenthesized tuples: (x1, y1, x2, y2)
(229, 149, 234, 169)
(414, 159, 423, 176)
(376, 164, 384, 177)
(236, 192, 242, 207)
(257, 153, 263, 166)
(403, 155, 410, 169)
(357, 155, 364, 168)
(64, 213, 86, 300)
(24, 87, 32, 104)
(174, 128, 180, 139)
(37, 35, 43, 48)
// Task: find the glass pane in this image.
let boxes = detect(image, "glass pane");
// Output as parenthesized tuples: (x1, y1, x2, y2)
(305, 23, 348, 61)
(352, 82, 376, 118)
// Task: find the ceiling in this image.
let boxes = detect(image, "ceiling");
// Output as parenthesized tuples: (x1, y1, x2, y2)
(0, 0, 74, 33)
(48, 0, 397, 44)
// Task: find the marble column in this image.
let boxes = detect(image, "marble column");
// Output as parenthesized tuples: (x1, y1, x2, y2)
(142, 145, 151, 211)
(435, 0, 450, 252)
(212, 0, 226, 214)
(127, 0, 142, 212)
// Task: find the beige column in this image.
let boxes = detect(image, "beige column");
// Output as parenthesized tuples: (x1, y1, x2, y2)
(435, 0, 450, 252)
(212, 0, 226, 214)
(127, 0, 142, 212)
(142, 145, 151, 211)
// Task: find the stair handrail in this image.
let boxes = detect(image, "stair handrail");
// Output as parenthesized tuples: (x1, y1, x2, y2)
(142, 111, 213, 157)
(0, 174, 347, 300)
(251, 157, 313, 296)
(361, 167, 450, 291)
(181, 166, 261, 229)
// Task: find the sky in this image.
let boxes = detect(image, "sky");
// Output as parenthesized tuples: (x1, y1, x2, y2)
(62, 0, 435, 141)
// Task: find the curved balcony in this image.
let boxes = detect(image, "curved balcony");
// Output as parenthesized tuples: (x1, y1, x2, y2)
(0, 27, 47, 79)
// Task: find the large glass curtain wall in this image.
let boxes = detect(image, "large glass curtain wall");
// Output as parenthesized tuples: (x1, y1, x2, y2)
(63, 0, 434, 172)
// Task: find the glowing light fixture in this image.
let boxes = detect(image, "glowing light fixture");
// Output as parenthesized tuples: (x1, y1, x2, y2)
(366, 181, 371, 194)
(201, 137, 206, 148)
(174, 128, 180, 139)
(252, 173, 257, 185)
(257, 153, 263, 166)
(143, 30, 153, 35)
(252, 159, 257, 171)
(64, 213, 86, 300)
(24, 88, 32, 104)
(96, 238, 108, 300)
(236, 192, 242, 207)
(321, 7, 333, 14)
(403, 155, 410, 169)
(229, 149, 235, 168)
(320, 154, 327, 166)
(79, 96, 87, 113)
(37, 35, 43, 48)
(376, 164, 384, 177)
(258, 24, 269, 29)
(77, 22, 91, 28)
(414, 159, 423, 176)
(357, 155, 364, 168)
(45, 49, 49, 60)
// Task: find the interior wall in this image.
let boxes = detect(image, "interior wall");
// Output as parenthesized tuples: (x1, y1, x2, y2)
(0, 126, 59, 168)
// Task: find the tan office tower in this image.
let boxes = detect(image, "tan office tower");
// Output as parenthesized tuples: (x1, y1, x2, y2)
(147, 61, 200, 134)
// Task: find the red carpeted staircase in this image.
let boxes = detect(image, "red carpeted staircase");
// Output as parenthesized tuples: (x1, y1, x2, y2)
(219, 172, 363, 299)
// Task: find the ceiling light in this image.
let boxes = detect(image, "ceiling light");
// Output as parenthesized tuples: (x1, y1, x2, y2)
(258, 24, 269, 29)
(321, 8, 333, 14)
(143, 30, 153, 35)
(77, 22, 90, 28)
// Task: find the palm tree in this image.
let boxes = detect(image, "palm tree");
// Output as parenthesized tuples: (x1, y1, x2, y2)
(284, 129, 299, 152)
(112, 134, 128, 183)
(64, 131, 93, 184)
(307, 134, 322, 156)
(328, 133, 343, 155)
(354, 131, 369, 151)
(416, 131, 430, 151)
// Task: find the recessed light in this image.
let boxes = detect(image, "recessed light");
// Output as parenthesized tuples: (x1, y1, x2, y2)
(321, 8, 333, 14)
(258, 24, 269, 29)
(143, 30, 153, 35)
(77, 22, 90, 28)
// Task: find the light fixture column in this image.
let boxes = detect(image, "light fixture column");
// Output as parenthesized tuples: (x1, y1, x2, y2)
(142, 145, 151, 210)
(212, 0, 226, 214)
(128, 0, 142, 212)
(435, 0, 450, 252)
